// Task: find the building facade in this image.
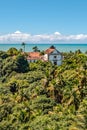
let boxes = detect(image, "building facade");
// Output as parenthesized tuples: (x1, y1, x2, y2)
(45, 46, 63, 65)
(27, 46, 63, 66)
(27, 52, 41, 63)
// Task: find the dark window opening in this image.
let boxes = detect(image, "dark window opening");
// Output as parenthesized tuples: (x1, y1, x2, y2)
(54, 56, 57, 58)
(54, 61, 57, 65)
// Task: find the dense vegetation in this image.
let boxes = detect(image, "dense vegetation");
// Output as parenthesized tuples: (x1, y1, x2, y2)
(0, 48, 87, 130)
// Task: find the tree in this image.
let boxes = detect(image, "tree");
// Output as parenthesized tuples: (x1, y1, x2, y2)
(32, 46, 40, 52)
(22, 42, 26, 52)
(75, 49, 82, 54)
(7, 47, 19, 56)
(0, 51, 8, 59)
(15, 54, 29, 73)
(19, 48, 23, 53)
(40, 50, 45, 55)
(1, 57, 17, 77)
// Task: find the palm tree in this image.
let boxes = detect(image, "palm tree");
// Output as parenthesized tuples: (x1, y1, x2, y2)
(32, 46, 40, 52)
(21, 42, 26, 52)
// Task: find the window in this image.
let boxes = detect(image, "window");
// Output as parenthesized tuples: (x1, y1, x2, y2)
(54, 55, 57, 58)
(54, 61, 57, 65)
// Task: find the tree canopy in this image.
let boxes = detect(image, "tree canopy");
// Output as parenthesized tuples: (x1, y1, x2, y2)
(0, 48, 87, 130)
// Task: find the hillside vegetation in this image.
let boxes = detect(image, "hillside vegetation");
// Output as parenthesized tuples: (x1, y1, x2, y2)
(0, 48, 87, 130)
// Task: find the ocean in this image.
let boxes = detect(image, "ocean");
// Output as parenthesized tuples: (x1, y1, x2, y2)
(0, 44, 87, 53)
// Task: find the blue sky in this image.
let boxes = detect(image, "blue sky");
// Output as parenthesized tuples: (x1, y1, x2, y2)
(0, 0, 87, 43)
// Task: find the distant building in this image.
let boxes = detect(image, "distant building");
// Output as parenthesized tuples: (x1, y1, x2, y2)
(44, 45, 63, 65)
(27, 46, 63, 65)
(27, 52, 41, 63)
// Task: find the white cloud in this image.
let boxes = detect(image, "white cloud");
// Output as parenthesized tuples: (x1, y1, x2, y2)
(14, 30, 22, 34)
(0, 31, 87, 43)
(54, 32, 61, 35)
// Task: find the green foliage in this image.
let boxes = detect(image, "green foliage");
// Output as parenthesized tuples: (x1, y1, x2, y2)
(0, 57, 17, 79)
(7, 47, 19, 56)
(32, 46, 40, 52)
(0, 51, 8, 59)
(0, 49, 87, 130)
(15, 54, 29, 73)
(21, 42, 26, 52)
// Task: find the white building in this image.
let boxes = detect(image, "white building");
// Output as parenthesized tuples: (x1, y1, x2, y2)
(44, 46, 63, 65)
(27, 52, 41, 63)
(27, 46, 63, 66)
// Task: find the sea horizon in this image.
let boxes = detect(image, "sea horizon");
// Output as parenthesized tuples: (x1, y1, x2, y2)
(0, 43, 87, 53)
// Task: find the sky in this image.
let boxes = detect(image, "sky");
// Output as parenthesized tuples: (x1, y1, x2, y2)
(0, 0, 87, 43)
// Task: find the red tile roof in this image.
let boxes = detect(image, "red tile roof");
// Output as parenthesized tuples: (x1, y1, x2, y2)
(27, 52, 41, 60)
(29, 52, 40, 57)
(45, 48, 55, 54)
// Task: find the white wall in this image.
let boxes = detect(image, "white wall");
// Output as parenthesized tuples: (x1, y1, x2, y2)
(27, 59, 37, 63)
(49, 54, 62, 61)
(48, 53, 62, 66)
(43, 54, 48, 61)
(57, 60, 62, 66)
(51, 50, 58, 54)
(51, 60, 62, 66)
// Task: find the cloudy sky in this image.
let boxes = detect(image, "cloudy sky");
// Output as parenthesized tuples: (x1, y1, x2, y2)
(0, 0, 87, 43)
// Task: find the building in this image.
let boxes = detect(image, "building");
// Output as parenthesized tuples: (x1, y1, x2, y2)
(44, 45, 63, 65)
(27, 52, 42, 63)
(27, 46, 63, 65)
